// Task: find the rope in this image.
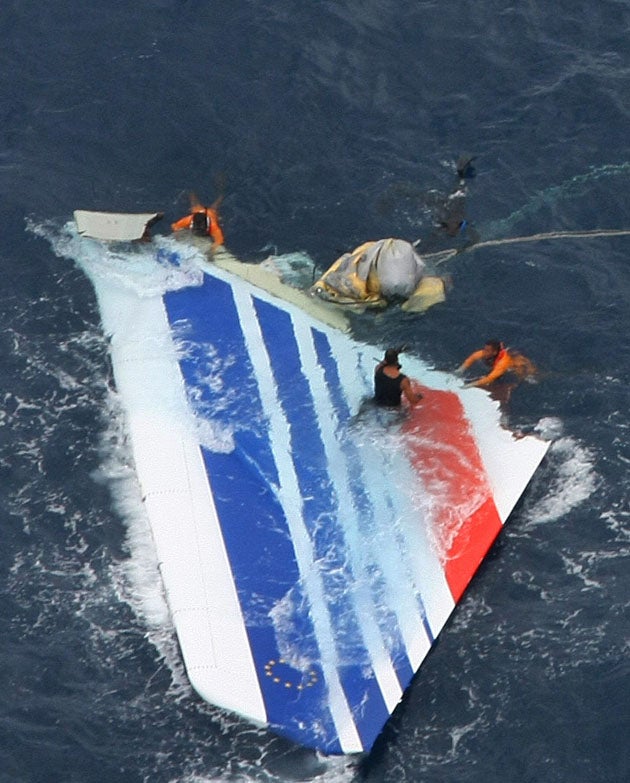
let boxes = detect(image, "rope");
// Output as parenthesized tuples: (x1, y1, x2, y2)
(425, 228, 630, 266)
(484, 162, 630, 237)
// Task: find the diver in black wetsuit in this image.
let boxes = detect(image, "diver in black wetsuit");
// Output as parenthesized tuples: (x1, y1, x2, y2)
(427, 154, 480, 243)
(374, 348, 423, 407)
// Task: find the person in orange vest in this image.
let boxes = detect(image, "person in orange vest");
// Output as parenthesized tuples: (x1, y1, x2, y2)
(456, 340, 536, 388)
(171, 194, 224, 246)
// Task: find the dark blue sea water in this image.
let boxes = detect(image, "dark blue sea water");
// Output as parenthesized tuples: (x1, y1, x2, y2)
(1, 1, 628, 781)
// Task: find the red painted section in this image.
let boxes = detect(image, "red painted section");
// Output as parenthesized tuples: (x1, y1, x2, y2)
(402, 385, 503, 602)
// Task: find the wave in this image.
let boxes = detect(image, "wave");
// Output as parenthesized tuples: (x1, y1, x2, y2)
(524, 416, 599, 526)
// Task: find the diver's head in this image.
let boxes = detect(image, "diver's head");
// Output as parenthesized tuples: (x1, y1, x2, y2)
(483, 340, 504, 360)
(384, 348, 401, 367)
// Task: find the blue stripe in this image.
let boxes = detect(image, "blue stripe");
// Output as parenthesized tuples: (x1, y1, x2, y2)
(163, 270, 430, 750)
(253, 297, 391, 748)
(163, 276, 343, 753)
(312, 331, 435, 665)
(311, 330, 415, 690)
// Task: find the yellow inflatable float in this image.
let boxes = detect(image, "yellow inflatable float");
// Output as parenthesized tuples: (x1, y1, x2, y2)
(310, 237, 447, 313)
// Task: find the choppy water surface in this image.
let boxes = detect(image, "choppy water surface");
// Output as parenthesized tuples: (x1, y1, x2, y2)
(1, 1, 628, 781)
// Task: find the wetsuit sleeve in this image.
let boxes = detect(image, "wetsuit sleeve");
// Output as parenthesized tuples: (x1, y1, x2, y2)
(171, 214, 193, 231)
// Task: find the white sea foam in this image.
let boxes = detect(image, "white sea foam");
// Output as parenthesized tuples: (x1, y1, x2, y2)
(524, 417, 599, 526)
(193, 416, 235, 453)
(260, 250, 318, 289)
(28, 218, 207, 298)
(163, 750, 358, 783)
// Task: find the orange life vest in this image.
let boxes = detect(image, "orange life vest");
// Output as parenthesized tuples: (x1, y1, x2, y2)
(171, 207, 224, 245)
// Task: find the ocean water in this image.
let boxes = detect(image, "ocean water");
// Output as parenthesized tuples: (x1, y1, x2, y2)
(1, 1, 628, 781)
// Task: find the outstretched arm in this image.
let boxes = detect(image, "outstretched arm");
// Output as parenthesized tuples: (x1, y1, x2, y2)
(456, 349, 485, 374)
(401, 376, 423, 405)
(470, 353, 511, 387)
(171, 214, 192, 231)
